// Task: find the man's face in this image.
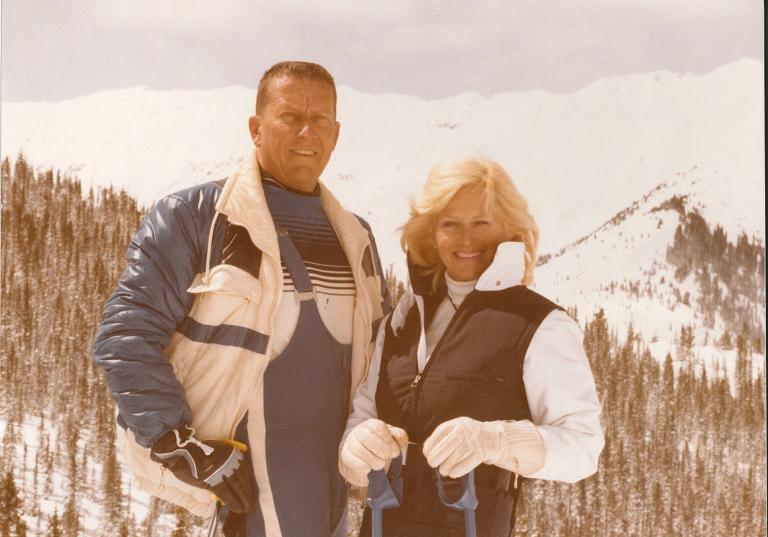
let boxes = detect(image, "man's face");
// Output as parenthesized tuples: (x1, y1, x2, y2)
(249, 76, 340, 192)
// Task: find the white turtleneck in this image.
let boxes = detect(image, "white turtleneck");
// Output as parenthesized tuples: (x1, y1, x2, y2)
(425, 273, 476, 358)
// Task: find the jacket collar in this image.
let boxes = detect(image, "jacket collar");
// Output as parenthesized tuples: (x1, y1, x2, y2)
(216, 151, 279, 260)
(475, 241, 526, 291)
(408, 241, 526, 297)
(216, 150, 370, 272)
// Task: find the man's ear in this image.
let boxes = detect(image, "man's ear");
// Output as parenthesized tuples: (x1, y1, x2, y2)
(331, 120, 341, 151)
(248, 115, 262, 147)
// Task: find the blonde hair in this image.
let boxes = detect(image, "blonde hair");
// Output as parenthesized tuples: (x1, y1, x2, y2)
(401, 157, 539, 291)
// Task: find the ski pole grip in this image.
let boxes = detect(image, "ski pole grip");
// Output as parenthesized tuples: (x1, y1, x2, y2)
(366, 453, 403, 510)
(436, 470, 478, 537)
(435, 470, 478, 510)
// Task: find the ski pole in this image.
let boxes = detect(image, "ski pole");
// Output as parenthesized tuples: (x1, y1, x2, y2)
(206, 502, 222, 537)
(366, 453, 403, 537)
(436, 470, 478, 537)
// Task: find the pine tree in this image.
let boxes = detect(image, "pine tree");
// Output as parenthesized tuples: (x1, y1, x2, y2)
(103, 441, 124, 531)
(61, 496, 79, 537)
(171, 506, 190, 537)
(383, 263, 408, 303)
(0, 471, 28, 536)
(47, 512, 62, 537)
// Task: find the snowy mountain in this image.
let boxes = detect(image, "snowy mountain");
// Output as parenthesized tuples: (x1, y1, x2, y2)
(2, 59, 763, 274)
(534, 161, 765, 374)
(3, 59, 763, 366)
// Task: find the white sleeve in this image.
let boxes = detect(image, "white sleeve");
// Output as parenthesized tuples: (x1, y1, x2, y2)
(341, 315, 387, 444)
(523, 309, 604, 482)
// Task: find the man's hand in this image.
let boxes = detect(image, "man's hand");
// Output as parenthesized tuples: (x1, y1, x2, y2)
(150, 425, 258, 513)
(340, 419, 408, 487)
(422, 417, 546, 478)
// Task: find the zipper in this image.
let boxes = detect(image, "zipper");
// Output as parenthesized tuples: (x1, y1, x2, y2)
(445, 373, 486, 381)
(223, 217, 282, 440)
(410, 291, 476, 396)
(225, 216, 282, 341)
(203, 211, 220, 284)
(513, 459, 519, 489)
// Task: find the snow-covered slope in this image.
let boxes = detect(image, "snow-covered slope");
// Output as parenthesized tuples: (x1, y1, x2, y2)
(534, 160, 765, 373)
(0, 417, 195, 536)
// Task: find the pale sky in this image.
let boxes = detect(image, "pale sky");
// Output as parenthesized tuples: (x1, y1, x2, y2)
(1, 0, 764, 102)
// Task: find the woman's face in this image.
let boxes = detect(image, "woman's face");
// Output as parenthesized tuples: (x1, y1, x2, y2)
(434, 187, 507, 282)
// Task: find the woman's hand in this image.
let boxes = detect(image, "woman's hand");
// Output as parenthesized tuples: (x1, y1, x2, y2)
(422, 417, 494, 478)
(423, 417, 545, 478)
(340, 419, 409, 487)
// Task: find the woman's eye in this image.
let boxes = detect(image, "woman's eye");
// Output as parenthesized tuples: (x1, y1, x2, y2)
(439, 221, 458, 229)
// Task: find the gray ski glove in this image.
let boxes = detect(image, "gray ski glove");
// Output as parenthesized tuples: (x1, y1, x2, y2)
(150, 424, 257, 513)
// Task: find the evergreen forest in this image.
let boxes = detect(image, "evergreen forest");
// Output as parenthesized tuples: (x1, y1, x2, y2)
(0, 156, 765, 536)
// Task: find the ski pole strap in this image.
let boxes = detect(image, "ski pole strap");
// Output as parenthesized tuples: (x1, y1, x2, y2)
(436, 471, 478, 537)
(367, 454, 404, 537)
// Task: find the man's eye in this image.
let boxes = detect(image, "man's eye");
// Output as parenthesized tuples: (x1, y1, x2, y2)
(281, 113, 297, 123)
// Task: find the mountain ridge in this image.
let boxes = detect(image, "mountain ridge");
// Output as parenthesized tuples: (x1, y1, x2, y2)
(2, 59, 762, 267)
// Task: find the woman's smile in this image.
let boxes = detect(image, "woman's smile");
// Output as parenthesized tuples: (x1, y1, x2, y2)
(434, 187, 506, 281)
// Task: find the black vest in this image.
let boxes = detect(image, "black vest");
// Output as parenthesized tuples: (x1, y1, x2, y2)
(368, 286, 561, 537)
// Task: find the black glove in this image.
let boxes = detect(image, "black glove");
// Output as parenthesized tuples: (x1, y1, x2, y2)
(150, 424, 258, 514)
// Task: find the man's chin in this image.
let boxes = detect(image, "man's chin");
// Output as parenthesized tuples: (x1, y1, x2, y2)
(284, 169, 321, 192)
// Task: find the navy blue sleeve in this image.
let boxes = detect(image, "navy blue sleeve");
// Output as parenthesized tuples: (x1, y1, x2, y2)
(93, 188, 215, 448)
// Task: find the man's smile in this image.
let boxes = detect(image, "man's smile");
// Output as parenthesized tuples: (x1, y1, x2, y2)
(291, 149, 317, 156)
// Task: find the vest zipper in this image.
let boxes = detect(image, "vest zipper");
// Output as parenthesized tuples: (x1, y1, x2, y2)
(410, 291, 475, 393)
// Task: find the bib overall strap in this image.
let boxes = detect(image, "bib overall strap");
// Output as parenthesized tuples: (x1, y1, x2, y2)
(276, 226, 315, 302)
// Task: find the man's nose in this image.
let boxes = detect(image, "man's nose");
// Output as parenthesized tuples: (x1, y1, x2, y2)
(297, 121, 314, 138)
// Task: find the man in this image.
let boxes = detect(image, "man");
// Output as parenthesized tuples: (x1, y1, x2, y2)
(93, 61, 391, 537)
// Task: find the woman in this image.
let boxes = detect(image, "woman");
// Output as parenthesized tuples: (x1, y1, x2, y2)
(340, 158, 604, 537)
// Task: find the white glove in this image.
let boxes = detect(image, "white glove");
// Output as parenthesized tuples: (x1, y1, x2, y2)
(340, 419, 409, 487)
(422, 417, 545, 478)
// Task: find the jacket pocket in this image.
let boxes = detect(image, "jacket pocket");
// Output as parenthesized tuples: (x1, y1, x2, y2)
(187, 263, 263, 302)
(170, 264, 268, 378)
(184, 263, 265, 333)
(167, 263, 271, 440)
(441, 373, 525, 422)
